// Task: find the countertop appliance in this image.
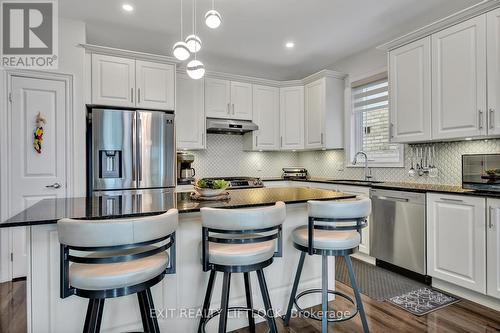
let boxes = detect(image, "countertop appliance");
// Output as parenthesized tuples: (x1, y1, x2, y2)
(370, 188, 427, 279)
(177, 152, 196, 185)
(201, 177, 263, 189)
(282, 167, 308, 180)
(206, 118, 258, 134)
(87, 107, 175, 196)
(463, 153, 500, 192)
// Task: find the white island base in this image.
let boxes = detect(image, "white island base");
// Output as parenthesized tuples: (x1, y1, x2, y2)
(27, 203, 337, 333)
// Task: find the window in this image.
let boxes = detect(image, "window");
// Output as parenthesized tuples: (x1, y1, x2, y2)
(349, 73, 403, 167)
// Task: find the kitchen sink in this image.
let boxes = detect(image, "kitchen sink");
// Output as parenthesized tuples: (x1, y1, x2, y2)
(329, 179, 384, 185)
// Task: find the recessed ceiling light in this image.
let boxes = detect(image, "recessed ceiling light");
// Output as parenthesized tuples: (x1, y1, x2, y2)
(285, 41, 295, 48)
(122, 4, 134, 12)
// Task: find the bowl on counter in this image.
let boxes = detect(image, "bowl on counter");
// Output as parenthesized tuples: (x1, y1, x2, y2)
(193, 186, 228, 197)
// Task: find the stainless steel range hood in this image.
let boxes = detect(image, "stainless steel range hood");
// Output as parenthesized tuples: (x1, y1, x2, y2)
(206, 118, 258, 134)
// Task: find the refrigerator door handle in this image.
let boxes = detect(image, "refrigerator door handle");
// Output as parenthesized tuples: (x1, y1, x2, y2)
(137, 114, 143, 182)
(132, 112, 137, 182)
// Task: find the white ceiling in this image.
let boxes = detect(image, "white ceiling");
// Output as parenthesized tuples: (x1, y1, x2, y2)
(60, 0, 483, 80)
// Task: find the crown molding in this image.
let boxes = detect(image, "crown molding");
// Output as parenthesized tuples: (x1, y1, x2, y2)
(301, 69, 347, 85)
(80, 44, 180, 64)
(378, 0, 500, 51)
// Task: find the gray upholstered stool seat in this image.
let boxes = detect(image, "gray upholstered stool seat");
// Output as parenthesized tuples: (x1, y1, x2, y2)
(70, 246, 169, 290)
(208, 238, 275, 266)
(292, 226, 360, 250)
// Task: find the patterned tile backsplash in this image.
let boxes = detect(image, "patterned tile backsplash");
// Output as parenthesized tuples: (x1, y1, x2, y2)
(186, 134, 500, 186)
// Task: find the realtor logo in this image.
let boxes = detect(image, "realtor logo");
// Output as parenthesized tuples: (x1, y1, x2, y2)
(1, 0, 58, 69)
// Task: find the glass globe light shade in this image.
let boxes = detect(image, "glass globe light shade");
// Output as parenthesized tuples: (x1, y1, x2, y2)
(205, 9, 222, 29)
(185, 34, 202, 53)
(186, 59, 205, 79)
(172, 41, 191, 61)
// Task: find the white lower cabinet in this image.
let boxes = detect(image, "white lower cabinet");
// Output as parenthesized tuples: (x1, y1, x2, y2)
(487, 198, 500, 298)
(427, 194, 486, 293)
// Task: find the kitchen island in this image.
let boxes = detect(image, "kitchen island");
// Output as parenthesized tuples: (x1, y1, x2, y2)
(1, 187, 354, 333)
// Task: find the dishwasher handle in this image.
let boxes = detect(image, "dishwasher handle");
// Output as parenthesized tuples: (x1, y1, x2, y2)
(373, 195, 409, 203)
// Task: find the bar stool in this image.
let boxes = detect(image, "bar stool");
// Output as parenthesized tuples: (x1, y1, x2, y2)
(283, 198, 371, 333)
(198, 202, 286, 333)
(58, 209, 178, 333)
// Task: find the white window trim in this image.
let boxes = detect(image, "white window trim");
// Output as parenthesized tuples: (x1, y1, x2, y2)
(344, 67, 405, 168)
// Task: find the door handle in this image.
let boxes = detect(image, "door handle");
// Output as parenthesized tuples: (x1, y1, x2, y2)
(45, 183, 61, 189)
(227, 103, 230, 114)
(440, 197, 463, 203)
(490, 108, 495, 130)
(137, 88, 141, 104)
(232, 103, 235, 115)
(137, 116, 143, 182)
(479, 109, 484, 129)
(376, 196, 409, 202)
(131, 88, 134, 103)
(489, 207, 495, 229)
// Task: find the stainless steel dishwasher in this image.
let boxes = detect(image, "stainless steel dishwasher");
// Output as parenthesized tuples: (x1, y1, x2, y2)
(370, 189, 426, 275)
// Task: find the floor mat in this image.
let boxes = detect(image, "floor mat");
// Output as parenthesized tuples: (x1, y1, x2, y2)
(335, 257, 427, 301)
(387, 287, 460, 316)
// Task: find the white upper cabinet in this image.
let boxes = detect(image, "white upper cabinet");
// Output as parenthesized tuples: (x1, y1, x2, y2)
(91, 54, 175, 109)
(427, 193, 486, 293)
(431, 15, 487, 140)
(244, 85, 279, 150)
(280, 86, 304, 150)
(389, 37, 431, 143)
(487, 198, 500, 299)
(487, 8, 500, 135)
(136, 60, 175, 110)
(230, 81, 253, 120)
(205, 79, 252, 120)
(176, 73, 205, 150)
(304, 77, 344, 150)
(304, 79, 325, 149)
(205, 78, 231, 118)
(92, 54, 136, 107)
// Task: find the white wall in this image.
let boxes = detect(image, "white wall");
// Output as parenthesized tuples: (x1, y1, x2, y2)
(0, 18, 87, 282)
(328, 46, 387, 79)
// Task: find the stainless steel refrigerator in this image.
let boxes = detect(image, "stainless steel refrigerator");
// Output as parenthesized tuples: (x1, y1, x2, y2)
(87, 108, 175, 197)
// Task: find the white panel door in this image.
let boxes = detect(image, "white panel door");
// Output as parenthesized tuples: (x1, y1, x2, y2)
(427, 194, 486, 293)
(91, 54, 135, 107)
(136, 60, 175, 110)
(252, 85, 280, 150)
(431, 15, 487, 140)
(389, 37, 432, 143)
(280, 86, 304, 150)
(176, 73, 205, 150)
(9, 76, 68, 278)
(487, 8, 500, 135)
(230, 81, 253, 120)
(487, 198, 500, 299)
(304, 79, 325, 149)
(205, 78, 231, 119)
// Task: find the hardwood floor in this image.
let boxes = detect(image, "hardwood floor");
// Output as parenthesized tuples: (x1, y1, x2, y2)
(1, 279, 499, 333)
(0, 280, 26, 333)
(232, 281, 500, 333)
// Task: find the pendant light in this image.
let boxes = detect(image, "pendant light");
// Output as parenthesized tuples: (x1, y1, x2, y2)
(172, 0, 190, 61)
(186, 0, 204, 79)
(185, 0, 202, 52)
(205, 0, 221, 29)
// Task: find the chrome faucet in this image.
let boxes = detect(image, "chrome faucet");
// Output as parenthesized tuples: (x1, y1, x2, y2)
(352, 151, 373, 181)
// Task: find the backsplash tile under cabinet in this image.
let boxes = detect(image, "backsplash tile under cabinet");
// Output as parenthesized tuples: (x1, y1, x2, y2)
(182, 134, 500, 186)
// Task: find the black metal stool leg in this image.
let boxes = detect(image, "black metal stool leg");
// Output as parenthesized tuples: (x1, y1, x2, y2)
(218, 272, 231, 333)
(243, 272, 256, 333)
(198, 270, 217, 333)
(321, 254, 328, 333)
(345, 255, 369, 333)
(83, 298, 105, 333)
(145, 288, 161, 333)
(283, 251, 306, 326)
(138, 291, 151, 333)
(256, 269, 278, 333)
(138, 288, 160, 333)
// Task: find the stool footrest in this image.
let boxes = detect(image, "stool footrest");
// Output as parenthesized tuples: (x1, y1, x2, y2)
(292, 288, 359, 323)
(200, 306, 271, 333)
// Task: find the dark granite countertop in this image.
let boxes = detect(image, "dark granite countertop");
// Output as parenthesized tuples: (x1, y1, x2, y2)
(263, 177, 500, 197)
(0, 187, 355, 228)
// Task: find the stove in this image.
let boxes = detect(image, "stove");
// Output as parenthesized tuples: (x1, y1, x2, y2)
(202, 177, 264, 189)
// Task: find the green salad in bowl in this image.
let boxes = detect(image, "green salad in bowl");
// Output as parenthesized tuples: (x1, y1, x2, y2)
(194, 179, 229, 197)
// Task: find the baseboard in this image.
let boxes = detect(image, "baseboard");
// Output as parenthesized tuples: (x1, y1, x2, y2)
(432, 278, 500, 311)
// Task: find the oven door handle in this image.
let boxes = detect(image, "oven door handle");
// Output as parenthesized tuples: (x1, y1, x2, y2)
(374, 195, 409, 203)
